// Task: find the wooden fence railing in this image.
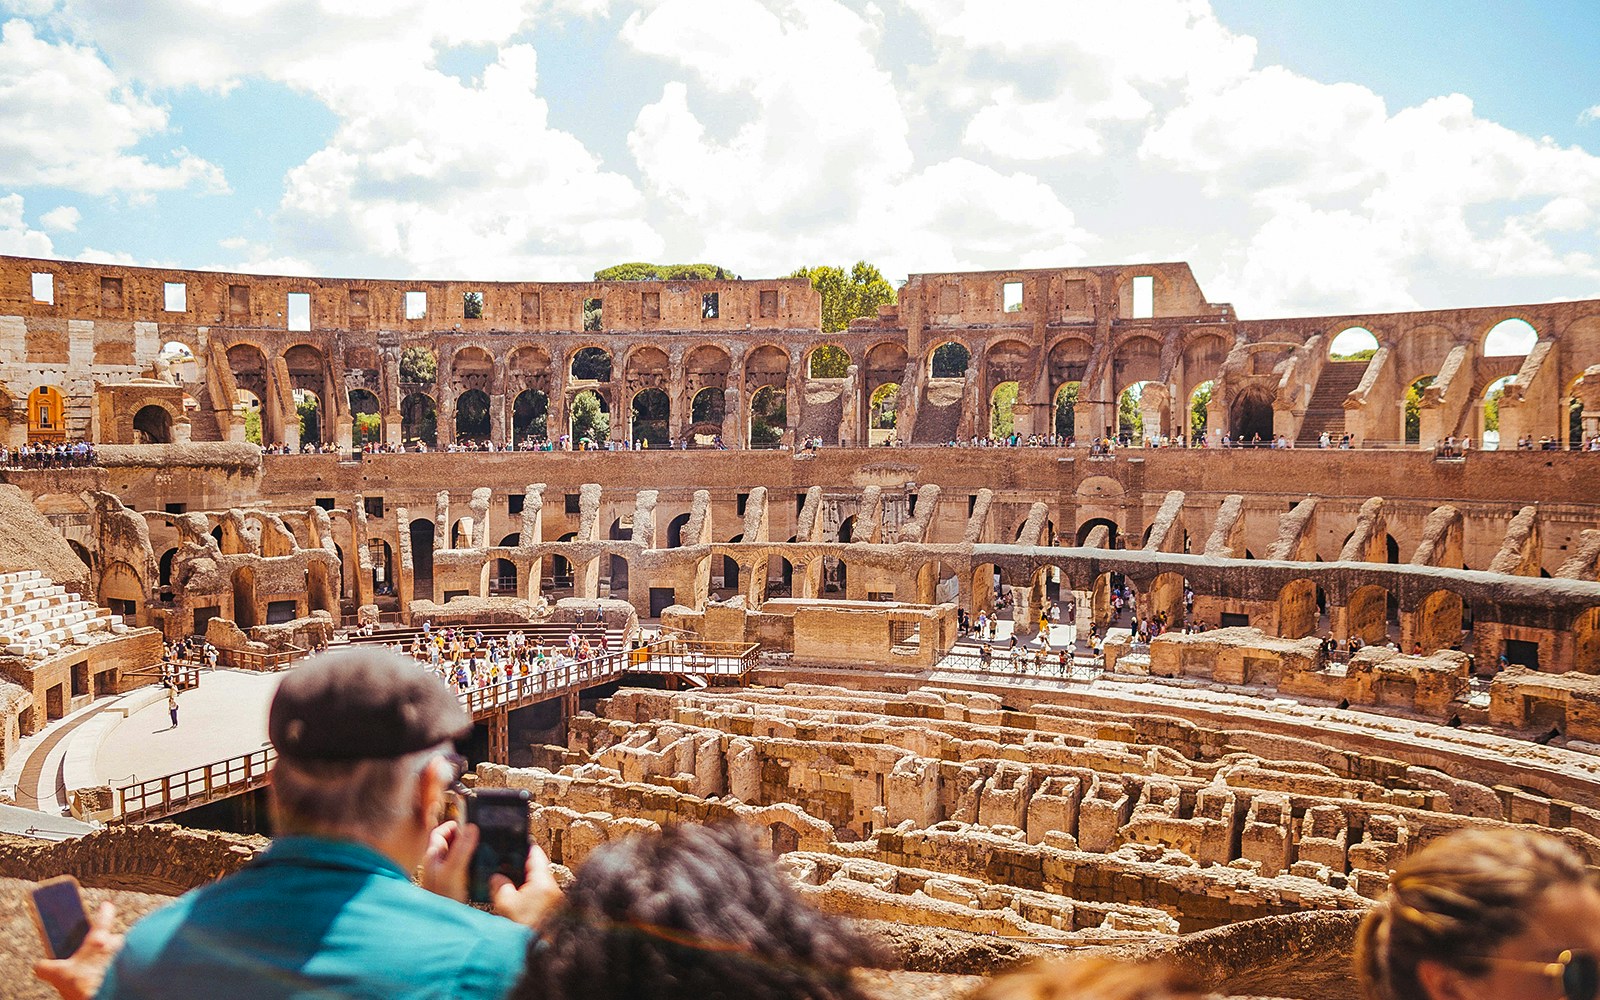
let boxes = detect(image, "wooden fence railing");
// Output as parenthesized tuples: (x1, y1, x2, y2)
(114, 747, 277, 825)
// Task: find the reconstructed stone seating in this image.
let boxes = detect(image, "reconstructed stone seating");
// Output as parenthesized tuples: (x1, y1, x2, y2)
(0, 570, 125, 661)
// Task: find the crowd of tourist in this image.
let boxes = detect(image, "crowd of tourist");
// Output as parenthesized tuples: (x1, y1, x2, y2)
(394, 623, 620, 694)
(33, 643, 1600, 1000)
(0, 440, 97, 468)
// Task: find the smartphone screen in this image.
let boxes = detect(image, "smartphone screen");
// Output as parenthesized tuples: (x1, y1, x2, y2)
(31, 878, 88, 959)
(468, 790, 529, 904)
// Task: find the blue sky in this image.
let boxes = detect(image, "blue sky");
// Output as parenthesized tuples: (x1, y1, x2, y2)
(0, 0, 1596, 318)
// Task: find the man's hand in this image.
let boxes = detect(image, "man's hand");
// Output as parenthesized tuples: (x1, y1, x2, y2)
(33, 901, 123, 1000)
(492, 845, 562, 930)
(421, 819, 478, 903)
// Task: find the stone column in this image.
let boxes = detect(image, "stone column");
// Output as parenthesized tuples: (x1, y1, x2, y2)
(722, 385, 739, 448)
(489, 391, 507, 447)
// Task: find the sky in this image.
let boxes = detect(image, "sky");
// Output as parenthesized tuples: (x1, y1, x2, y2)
(0, 0, 1597, 318)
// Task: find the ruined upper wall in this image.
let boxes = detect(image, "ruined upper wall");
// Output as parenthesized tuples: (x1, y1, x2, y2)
(0, 255, 821, 335)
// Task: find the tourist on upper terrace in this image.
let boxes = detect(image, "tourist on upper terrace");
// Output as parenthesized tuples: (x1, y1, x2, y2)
(508, 823, 875, 1000)
(1356, 827, 1600, 1000)
(36, 648, 559, 1000)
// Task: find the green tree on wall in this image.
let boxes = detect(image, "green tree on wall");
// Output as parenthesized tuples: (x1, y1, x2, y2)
(931, 342, 970, 379)
(809, 344, 851, 378)
(1055, 382, 1078, 437)
(1190, 382, 1213, 438)
(1118, 385, 1144, 439)
(789, 262, 897, 333)
(750, 389, 786, 448)
(1405, 376, 1436, 444)
(990, 382, 1018, 437)
(570, 391, 610, 444)
(593, 262, 738, 281)
(400, 346, 437, 384)
(297, 394, 321, 444)
(354, 412, 382, 443)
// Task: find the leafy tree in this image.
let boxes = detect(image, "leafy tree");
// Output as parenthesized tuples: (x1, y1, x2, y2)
(243, 408, 262, 445)
(593, 262, 738, 281)
(400, 346, 437, 384)
(354, 412, 382, 444)
(570, 390, 610, 444)
(750, 388, 785, 448)
(297, 393, 321, 444)
(571, 347, 612, 381)
(1331, 346, 1377, 361)
(789, 261, 897, 333)
(1118, 384, 1144, 440)
(869, 383, 899, 429)
(809, 344, 851, 378)
(1484, 384, 1504, 433)
(462, 291, 484, 319)
(456, 391, 490, 439)
(931, 342, 970, 379)
(1190, 381, 1213, 438)
(1405, 376, 1435, 444)
(1055, 382, 1078, 437)
(990, 381, 1018, 438)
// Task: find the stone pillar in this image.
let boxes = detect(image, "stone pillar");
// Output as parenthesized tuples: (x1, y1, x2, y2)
(668, 352, 688, 444)
(489, 391, 507, 447)
(722, 385, 739, 448)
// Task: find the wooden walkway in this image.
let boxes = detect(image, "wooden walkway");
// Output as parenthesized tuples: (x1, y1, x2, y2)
(109, 635, 759, 824)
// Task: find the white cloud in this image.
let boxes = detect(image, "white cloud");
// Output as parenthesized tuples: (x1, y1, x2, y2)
(39, 204, 79, 231)
(621, 0, 1089, 279)
(274, 43, 659, 278)
(1581, 105, 1600, 124)
(1139, 61, 1600, 313)
(903, 0, 1255, 161)
(0, 192, 54, 256)
(0, 19, 225, 195)
(37, 0, 572, 93)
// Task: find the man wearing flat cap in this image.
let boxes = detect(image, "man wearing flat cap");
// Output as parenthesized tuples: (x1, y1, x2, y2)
(39, 648, 557, 1000)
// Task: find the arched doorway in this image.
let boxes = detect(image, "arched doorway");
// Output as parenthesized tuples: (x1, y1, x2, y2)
(292, 388, 322, 445)
(401, 392, 437, 447)
(349, 389, 382, 445)
(749, 386, 785, 449)
(990, 381, 1020, 439)
(868, 382, 899, 445)
(1230, 387, 1274, 444)
(1404, 376, 1436, 445)
(631, 388, 670, 447)
(570, 388, 610, 447)
(132, 405, 173, 443)
(455, 388, 490, 442)
(930, 342, 970, 378)
(512, 389, 548, 446)
(1054, 382, 1078, 438)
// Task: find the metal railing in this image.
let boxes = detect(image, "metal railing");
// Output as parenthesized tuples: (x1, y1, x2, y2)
(937, 648, 1104, 682)
(114, 747, 276, 825)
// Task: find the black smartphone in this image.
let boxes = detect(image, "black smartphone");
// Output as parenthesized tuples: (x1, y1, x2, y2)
(29, 875, 89, 959)
(467, 788, 531, 904)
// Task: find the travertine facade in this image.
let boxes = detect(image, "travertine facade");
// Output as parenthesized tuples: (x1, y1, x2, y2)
(3, 255, 1598, 451)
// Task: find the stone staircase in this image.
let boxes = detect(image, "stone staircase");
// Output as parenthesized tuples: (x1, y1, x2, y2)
(0, 570, 127, 662)
(1296, 361, 1368, 445)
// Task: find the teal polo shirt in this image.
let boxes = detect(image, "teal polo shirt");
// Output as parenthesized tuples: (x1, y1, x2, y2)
(97, 836, 533, 1000)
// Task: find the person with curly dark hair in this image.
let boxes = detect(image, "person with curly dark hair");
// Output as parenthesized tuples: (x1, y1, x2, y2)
(1356, 827, 1600, 1000)
(510, 824, 875, 1000)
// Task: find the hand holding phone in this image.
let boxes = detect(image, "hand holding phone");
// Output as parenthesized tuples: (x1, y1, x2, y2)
(466, 788, 531, 904)
(29, 876, 88, 960)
